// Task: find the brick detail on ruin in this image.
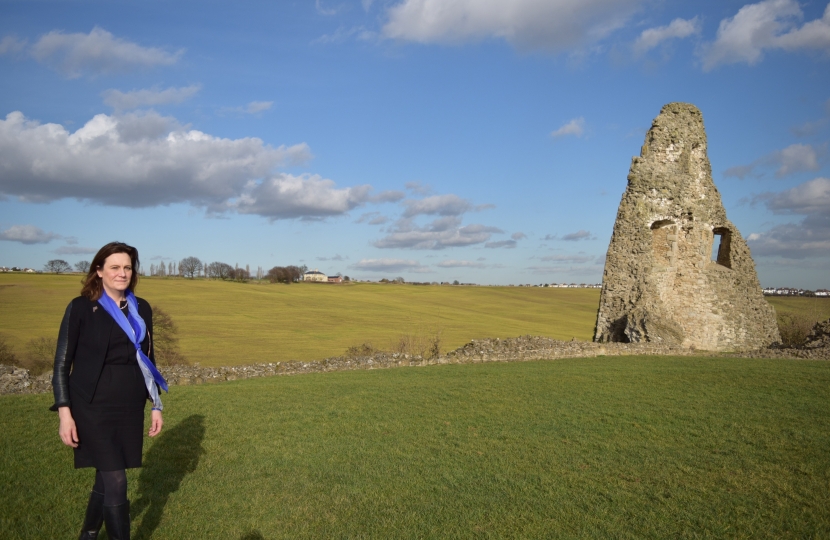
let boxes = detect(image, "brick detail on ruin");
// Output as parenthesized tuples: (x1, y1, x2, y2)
(594, 102, 780, 351)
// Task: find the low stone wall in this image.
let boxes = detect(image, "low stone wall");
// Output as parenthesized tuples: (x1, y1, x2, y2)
(0, 364, 53, 395)
(1, 334, 825, 396)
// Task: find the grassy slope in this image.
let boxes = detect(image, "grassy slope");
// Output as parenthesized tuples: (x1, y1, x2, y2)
(0, 274, 600, 366)
(2, 356, 829, 539)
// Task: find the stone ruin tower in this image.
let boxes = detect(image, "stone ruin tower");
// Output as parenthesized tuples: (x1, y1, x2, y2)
(594, 103, 780, 351)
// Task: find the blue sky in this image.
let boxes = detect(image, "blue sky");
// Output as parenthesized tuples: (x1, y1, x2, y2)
(0, 0, 828, 287)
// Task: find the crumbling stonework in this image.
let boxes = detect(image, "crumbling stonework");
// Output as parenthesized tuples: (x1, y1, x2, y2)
(594, 103, 780, 351)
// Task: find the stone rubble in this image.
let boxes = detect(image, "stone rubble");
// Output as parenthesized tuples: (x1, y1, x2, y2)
(5, 332, 826, 396)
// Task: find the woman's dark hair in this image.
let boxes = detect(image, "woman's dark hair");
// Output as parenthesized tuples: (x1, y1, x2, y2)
(81, 242, 140, 300)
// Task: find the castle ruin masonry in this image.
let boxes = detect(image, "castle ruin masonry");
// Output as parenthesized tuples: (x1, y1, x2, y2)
(594, 103, 780, 351)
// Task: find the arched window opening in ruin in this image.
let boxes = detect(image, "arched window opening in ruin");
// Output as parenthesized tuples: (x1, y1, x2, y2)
(650, 220, 676, 267)
(650, 220, 674, 230)
(711, 227, 732, 268)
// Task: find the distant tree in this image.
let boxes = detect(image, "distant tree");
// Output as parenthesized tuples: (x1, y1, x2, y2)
(179, 257, 202, 278)
(207, 261, 234, 280)
(453, 280, 460, 285)
(74, 260, 91, 273)
(394, 277, 405, 283)
(267, 265, 302, 284)
(231, 267, 250, 281)
(44, 259, 72, 274)
(343, 275, 350, 282)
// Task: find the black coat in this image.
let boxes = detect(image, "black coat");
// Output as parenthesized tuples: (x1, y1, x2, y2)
(51, 295, 155, 411)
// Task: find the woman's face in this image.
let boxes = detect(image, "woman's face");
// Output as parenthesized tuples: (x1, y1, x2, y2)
(97, 252, 133, 299)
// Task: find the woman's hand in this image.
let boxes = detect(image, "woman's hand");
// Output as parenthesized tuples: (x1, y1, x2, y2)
(58, 407, 79, 448)
(149, 409, 163, 437)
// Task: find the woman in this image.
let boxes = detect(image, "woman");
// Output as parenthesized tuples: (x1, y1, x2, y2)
(51, 242, 168, 540)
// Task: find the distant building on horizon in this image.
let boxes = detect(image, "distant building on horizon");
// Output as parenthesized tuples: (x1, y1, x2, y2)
(302, 269, 327, 282)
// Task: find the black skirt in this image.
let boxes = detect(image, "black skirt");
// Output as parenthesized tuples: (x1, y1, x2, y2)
(71, 315, 148, 471)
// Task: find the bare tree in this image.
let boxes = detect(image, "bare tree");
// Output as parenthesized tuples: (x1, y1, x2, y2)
(74, 260, 91, 273)
(267, 265, 303, 284)
(231, 267, 250, 281)
(207, 261, 234, 280)
(179, 257, 202, 279)
(44, 259, 72, 274)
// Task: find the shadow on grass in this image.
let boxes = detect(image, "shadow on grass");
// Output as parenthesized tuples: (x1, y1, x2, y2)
(240, 531, 265, 540)
(132, 414, 205, 540)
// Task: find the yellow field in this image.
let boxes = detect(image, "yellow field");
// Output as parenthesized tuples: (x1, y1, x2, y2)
(766, 296, 830, 320)
(4, 274, 825, 367)
(0, 274, 600, 367)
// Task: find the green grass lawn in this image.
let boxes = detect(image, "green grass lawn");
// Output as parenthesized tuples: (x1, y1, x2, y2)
(2, 356, 828, 539)
(0, 274, 600, 366)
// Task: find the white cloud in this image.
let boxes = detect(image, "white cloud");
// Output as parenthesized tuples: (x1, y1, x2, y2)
(511, 232, 527, 240)
(381, 0, 643, 51)
(701, 0, 830, 71)
(0, 111, 382, 222)
(356, 212, 389, 225)
(0, 36, 27, 55)
(725, 143, 822, 178)
(244, 101, 273, 114)
(102, 85, 201, 110)
(350, 258, 431, 272)
(369, 190, 406, 203)
(484, 240, 516, 249)
(747, 215, 830, 258)
(761, 177, 830, 214)
(30, 27, 181, 78)
(317, 254, 347, 261)
(551, 117, 585, 138)
(405, 181, 432, 195)
(561, 230, 594, 241)
(402, 194, 481, 217)
(231, 174, 371, 221)
(0, 225, 61, 244)
(776, 143, 822, 176)
(748, 177, 830, 258)
(790, 118, 829, 137)
(437, 259, 487, 268)
(374, 216, 503, 250)
(633, 17, 701, 54)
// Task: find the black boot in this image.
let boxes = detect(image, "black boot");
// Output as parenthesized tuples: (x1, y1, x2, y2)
(78, 490, 104, 540)
(103, 501, 130, 540)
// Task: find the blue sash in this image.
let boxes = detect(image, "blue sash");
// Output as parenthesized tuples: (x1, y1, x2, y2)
(97, 291, 168, 410)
